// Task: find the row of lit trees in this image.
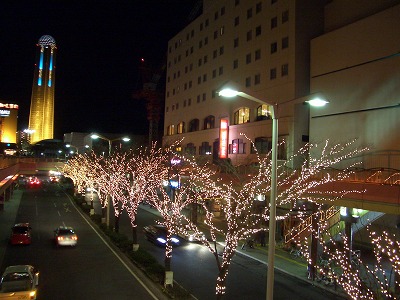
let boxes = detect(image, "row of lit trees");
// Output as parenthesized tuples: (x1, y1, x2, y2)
(62, 139, 399, 299)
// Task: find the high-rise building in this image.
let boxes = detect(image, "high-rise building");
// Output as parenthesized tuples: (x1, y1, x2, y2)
(163, 0, 327, 167)
(29, 35, 57, 144)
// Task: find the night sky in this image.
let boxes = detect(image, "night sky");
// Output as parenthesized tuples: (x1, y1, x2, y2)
(0, 0, 200, 139)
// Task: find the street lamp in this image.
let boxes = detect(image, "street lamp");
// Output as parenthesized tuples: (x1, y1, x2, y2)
(219, 83, 328, 300)
(90, 134, 130, 156)
(66, 144, 79, 155)
(90, 133, 131, 227)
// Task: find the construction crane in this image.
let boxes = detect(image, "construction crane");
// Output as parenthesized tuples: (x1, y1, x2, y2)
(133, 58, 165, 146)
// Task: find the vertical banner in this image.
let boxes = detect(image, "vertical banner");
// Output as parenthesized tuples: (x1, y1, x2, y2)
(219, 119, 229, 159)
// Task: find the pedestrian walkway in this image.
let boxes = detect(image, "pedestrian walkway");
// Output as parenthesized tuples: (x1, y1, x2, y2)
(138, 204, 349, 299)
(0, 189, 22, 268)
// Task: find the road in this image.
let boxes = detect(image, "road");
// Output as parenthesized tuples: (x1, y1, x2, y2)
(115, 205, 347, 300)
(1, 182, 347, 300)
(0, 183, 163, 300)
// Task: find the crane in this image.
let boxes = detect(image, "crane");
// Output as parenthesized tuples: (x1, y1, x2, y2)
(133, 58, 165, 146)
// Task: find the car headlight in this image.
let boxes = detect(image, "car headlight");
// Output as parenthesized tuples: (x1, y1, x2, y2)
(29, 290, 36, 299)
(156, 237, 167, 244)
(171, 237, 180, 244)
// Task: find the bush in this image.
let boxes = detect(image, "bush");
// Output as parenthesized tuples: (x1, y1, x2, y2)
(90, 214, 102, 224)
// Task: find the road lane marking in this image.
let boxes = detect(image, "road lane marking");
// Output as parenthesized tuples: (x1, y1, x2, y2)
(57, 211, 61, 216)
(64, 193, 160, 300)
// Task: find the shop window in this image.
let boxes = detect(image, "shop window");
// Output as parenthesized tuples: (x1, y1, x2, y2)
(200, 142, 212, 155)
(185, 143, 196, 155)
(230, 139, 246, 154)
(251, 137, 270, 154)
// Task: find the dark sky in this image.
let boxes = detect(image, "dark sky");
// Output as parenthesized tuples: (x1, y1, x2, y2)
(0, 0, 200, 139)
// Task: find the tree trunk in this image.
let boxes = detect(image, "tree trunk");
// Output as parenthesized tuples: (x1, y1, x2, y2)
(114, 214, 120, 233)
(132, 222, 138, 244)
(215, 265, 229, 299)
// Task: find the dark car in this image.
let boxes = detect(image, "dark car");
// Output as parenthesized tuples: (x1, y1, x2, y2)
(10, 223, 32, 245)
(143, 225, 180, 247)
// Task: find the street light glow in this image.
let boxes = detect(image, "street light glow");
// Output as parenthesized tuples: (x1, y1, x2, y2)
(306, 98, 329, 107)
(218, 88, 239, 98)
(91, 134, 100, 139)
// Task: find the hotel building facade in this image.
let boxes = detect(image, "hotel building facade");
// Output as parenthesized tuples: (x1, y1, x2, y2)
(163, 0, 400, 229)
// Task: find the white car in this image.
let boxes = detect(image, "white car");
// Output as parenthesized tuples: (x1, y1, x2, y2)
(0, 265, 39, 300)
(54, 226, 78, 247)
(178, 229, 206, 242)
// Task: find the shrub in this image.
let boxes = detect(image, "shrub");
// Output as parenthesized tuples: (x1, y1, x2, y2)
(90, 214, 102, 224)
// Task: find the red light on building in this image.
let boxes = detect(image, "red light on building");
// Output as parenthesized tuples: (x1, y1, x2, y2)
(219, 119, 229, 159)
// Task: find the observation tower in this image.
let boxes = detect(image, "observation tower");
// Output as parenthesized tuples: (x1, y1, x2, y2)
(29, 35, 57, 143)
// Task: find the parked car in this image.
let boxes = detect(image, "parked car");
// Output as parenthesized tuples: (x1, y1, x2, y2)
(0, 265, 39, 300)
(143, 225, 180, 247)
(54, 226, 77, 247)
(10, 223, 32, 245)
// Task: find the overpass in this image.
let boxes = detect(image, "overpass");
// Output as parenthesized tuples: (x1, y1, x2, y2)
(0, 158, 399, 215)
(0, 157, 65, 209)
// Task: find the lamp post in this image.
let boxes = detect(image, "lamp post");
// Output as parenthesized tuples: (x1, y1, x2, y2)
(66, 144, 79, 155)
(219, 84, 328, 300)
(90, 133, 131, 227)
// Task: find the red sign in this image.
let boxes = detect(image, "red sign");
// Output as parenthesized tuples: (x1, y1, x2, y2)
(0, 103, 18, 110)
(219, 119, 229, 159)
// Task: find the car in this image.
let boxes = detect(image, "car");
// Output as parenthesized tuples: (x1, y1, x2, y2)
(177, 229, 206, 242)
(175, 220, 206, 242)
(10, 223, 32, 245)
(54, 226, 77, 247)
(143, 225, 180, 247)
(27, 177, 41, 188)
(0, 265, 39, 300)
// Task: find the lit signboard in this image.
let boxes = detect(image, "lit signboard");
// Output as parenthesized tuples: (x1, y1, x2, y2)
(0, 110, 10, 117)
(219, 119, 229, 159)
(0, 103, 18, 110)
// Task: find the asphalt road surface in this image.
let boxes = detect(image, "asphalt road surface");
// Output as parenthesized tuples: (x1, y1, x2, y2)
(0, 183, 162, 300)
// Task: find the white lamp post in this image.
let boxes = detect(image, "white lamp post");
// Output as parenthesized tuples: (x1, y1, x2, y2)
(90, 133, 131, 226)
(219, 84, 327, 300)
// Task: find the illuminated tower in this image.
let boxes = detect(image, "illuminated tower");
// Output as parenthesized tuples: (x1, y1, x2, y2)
(29, 35, 56, 143)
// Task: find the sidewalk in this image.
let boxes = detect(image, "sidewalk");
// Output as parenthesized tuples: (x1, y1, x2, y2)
(138, 204, 349, 299)
(0, 189, 22, 268)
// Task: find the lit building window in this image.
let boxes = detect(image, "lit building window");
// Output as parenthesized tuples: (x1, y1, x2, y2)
(167, 125, 175, 136)
(257, 104, 272, 120)
(234, 107, 250, 124)
(177, 122, 185, 134)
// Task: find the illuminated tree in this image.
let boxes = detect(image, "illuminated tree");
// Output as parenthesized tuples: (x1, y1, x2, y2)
(121, 144, 167, 248)
(187, 138, 369, 298)
(142, 143, 220, 284)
